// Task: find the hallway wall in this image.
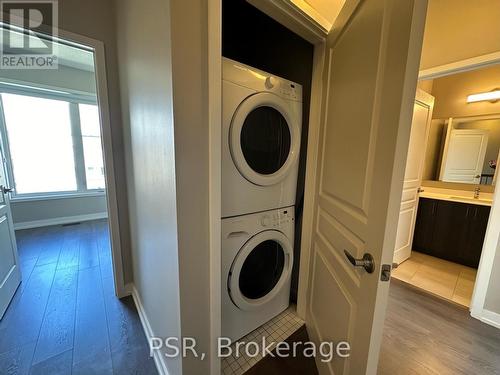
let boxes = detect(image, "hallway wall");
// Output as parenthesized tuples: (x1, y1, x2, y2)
(115, 0, 182, 373)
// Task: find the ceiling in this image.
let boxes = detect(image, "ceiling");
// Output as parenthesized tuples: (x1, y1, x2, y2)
(291, 0, 346, 31)
(302, 0, 346, 26)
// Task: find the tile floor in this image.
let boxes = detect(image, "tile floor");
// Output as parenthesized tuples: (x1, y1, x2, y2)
(392, 251, 477, 307)
(221, 306, 304, 375)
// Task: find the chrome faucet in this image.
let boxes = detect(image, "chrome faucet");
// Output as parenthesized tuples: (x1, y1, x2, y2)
(474, 186, 481, 199)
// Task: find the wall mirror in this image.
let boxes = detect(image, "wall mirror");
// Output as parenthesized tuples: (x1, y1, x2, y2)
(423, 115, 500, 186)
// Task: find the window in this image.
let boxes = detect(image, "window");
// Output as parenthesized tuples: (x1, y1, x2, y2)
(79, 104, 105, 190)
(0, 93, 105, 197)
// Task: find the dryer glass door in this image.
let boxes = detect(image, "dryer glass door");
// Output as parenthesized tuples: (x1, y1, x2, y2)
(240, 108, 291, 176)
(230, 92, 300, 186)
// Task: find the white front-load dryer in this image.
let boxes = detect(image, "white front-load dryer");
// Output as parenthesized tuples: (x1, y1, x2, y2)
(222, 207, 294, 342)
(222, 58, 302, 218)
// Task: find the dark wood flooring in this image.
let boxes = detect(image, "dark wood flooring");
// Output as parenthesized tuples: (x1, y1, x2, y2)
(378, 280, 500, 375)
(247, 281, 500, 375)
(245, 325, 318, 375)
(0, 220, 157, 375)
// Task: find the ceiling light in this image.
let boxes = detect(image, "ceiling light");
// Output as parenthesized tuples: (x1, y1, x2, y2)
(467, 89, 500, 103)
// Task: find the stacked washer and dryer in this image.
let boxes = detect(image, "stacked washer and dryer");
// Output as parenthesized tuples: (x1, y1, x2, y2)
(221, 58, 303, 342)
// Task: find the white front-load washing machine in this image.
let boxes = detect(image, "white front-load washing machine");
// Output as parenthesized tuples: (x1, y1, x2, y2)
(222, 58, 302, 218)
(222, 207, 294, 342)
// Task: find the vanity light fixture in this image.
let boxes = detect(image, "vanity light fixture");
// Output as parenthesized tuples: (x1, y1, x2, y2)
(467, 89, 500, 103)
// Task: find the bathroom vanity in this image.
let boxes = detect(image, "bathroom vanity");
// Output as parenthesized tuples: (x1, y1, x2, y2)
(413, 195, 491, 268)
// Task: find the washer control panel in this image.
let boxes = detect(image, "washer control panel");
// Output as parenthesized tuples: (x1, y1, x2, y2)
(260, 208, 294, 228)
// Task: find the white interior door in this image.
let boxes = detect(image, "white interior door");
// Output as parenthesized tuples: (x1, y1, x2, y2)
(300, 0, 427, 374)
(0, 136, 20, 319)
(440, 129, 489, 184)
(393, 89, 434, 264)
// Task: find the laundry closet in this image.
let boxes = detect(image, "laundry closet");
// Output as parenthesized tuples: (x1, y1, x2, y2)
(220, 0, 314, 357)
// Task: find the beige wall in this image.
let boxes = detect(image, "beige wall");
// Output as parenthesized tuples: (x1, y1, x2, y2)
(115, 0, 182, 373)
(420, 0, 500, 69)
(116, 0, 213, 373)
(58, 0, 132, 282)
(431, 64, 500, 119)
(417, 79, 433, 94)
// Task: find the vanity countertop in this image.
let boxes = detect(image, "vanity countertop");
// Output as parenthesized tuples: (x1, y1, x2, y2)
(419, 189, 493, 206)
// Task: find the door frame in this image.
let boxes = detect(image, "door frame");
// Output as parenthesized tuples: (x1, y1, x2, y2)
(57, 30, 127, 298)
(411, 50, 500, 326)
(0, 24, 127, 298)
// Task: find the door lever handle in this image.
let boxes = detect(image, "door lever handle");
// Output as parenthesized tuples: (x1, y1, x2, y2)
(344, 250, 375, 274)
(0, 185, 12, 194)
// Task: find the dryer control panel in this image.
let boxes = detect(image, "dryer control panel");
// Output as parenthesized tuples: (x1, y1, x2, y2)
(260, 208, 293, 228)
(279, 82, 300, 101)
(223, 58, 303, 103)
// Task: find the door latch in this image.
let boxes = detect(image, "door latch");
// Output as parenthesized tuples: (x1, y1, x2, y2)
(380, 263, 399, 281)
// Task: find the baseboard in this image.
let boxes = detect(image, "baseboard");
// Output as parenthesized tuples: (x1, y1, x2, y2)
(13, 212, 108, 230)
(393, 249, 410, 265)
(471, 308, 500, 330)
(130, 284, 170, 375)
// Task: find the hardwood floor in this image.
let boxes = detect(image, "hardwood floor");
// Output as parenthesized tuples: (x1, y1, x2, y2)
(0, 220, 157, 375)
(379, 281, 500, 375)
(244, 326, 318, 375)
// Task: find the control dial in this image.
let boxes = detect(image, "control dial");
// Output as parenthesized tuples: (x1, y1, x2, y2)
(265, 76, 278, 89)
(261, 215, 271, 227)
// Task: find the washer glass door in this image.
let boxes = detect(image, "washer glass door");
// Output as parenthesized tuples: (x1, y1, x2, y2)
(239, 239, 285, 299)
(229, 230, 293, 311)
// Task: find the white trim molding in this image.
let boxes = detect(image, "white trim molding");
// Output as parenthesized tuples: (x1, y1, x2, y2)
(471, 308, 500, 330)
(130, 285, 170, 375)
(419, 51, 500, 80)
(247, 0, 328, 44)
(55, 28, 127, 298)
(13, 212, 108, 230)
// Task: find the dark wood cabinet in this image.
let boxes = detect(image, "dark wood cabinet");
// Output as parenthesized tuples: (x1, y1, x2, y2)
(413, 198, 490, 268)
